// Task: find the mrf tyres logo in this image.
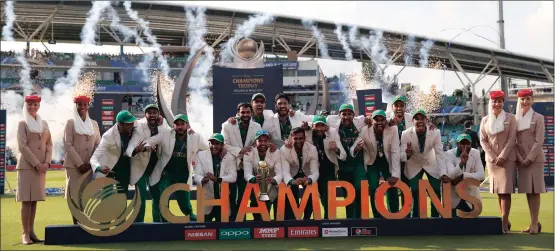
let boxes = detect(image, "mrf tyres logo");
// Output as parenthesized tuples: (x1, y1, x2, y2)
(288, 227, 319, 238)
(219, 228, 251, 240)
(254, 227, 285, 239)
(350, 227, 377, 237)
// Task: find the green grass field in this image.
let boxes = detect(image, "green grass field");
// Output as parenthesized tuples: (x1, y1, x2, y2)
(1, 170, 553, 250)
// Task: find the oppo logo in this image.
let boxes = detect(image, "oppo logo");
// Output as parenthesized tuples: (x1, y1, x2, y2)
(219, 228, 250, 240)
(222, 230, 249, 236)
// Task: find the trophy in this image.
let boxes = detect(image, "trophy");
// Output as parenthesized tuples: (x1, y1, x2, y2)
(257, 161, 271, 202)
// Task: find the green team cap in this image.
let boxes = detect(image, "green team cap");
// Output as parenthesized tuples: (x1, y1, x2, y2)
(209, 133, 224, 143)
(116, 110, 136, 124)
(143, 104, 159, 113)
(457, 133, 472, 143)
(255, 130, 271, 140)
(412, 109, 428, 118)
(372, 109, 387, 119)
(393, 95, 407, 104)
(339, 103, 354, 112)
(251, 93, 266, 101)
(312, 115, 327, 125)
(174, 114, 188, 123)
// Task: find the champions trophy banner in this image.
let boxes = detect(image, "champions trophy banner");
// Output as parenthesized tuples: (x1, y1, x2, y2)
(505, 101, 554, 186)
(212, 65, 283, 132)
(355, 89, 383, 117)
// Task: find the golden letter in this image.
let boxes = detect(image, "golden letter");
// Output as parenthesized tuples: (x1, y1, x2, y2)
(197, 182, 230, 223)
(327, 181, 355, 220)
(455, 179, 482, 218)
(375, 181, 412, 219)
(418, 180, 452, 218)
(159, 183, 190, 224)
(276, 183, 321, 221)
(360, 180, 370, 219)
(235, 183, 270, 222)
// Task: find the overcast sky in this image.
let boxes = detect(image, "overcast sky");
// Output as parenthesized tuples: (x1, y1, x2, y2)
(2, 1, 552, 97)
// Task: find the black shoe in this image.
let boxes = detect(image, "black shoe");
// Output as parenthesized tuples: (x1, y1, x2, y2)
(188, 213, 197, 222)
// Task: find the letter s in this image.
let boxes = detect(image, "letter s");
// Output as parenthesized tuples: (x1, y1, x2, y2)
(455, 178, 482, 218)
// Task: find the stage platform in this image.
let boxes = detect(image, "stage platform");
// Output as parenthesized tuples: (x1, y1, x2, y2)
(45, 217, 502, 245)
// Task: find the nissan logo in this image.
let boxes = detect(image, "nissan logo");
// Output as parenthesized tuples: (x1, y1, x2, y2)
(222, 231, 249, 236)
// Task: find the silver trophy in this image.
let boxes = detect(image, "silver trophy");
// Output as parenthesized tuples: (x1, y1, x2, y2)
(257, 161, 271, 202)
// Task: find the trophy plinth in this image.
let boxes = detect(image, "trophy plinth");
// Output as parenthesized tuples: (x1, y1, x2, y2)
(258, 161, 270, 202)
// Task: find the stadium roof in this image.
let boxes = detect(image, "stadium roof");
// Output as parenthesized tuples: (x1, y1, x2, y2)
(2, 1, 554, 83)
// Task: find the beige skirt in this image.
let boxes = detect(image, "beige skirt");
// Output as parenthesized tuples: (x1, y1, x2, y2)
(487, 160, 516, 194)
(16, 169, 46, 202)
(65, 168, 92, 201)
(517, 162, 547, 194)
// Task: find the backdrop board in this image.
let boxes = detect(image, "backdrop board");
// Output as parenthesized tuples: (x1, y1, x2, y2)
(355, 89, 383, 117)
(0, 110, 6, 195)
(212, 65, 283, 133)
(504, 101, 554, 186)
(89, 94, 124, 136)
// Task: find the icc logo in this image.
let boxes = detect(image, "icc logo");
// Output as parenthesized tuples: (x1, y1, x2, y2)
(508, 104, 515, 114)
(66, 170, 141, 236)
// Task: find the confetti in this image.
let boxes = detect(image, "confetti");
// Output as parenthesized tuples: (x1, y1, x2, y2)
(406, 84, 442, 115)
(73, 71, 97, 100)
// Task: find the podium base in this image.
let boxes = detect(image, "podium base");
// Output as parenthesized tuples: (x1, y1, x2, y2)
(45, 217, 502, 245)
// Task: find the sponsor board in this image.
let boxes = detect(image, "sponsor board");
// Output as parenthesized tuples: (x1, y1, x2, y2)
(288, 226, 319, 238)
(102, 121, 114, 126)
(102, 116, 113, 121)
(219, 228, 251, 240)
(101, 106, 114, 110)
(365, 106, 376, 111)
(364, 95, 376, 101)
(350, 227, 377, 237)
(184, 229, 217, 240)
(102, 99, 115, 105)
(102, 111, 114, 116)
(254, 227, 285, 239)
(322, 227, 348, 237)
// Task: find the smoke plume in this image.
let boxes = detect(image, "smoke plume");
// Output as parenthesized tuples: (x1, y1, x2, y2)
(302, 19, 330, 59)
(123, 1, 171, 81)
(403, 35, 416, 66)
(106, 5, 153, 83)
(60, 1, 111, 89)
(334, 24, 353, 60)
(419, 39, 434, 68)
(185, 6, 214, 140)
(2, 1, 33, 95)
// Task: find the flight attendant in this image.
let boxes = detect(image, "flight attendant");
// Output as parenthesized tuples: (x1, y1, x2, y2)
(479, 90, 517, 234)
(515, 89, 546, 234)
(17, 95, 52, 244)
(63, 95, 101, 225)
